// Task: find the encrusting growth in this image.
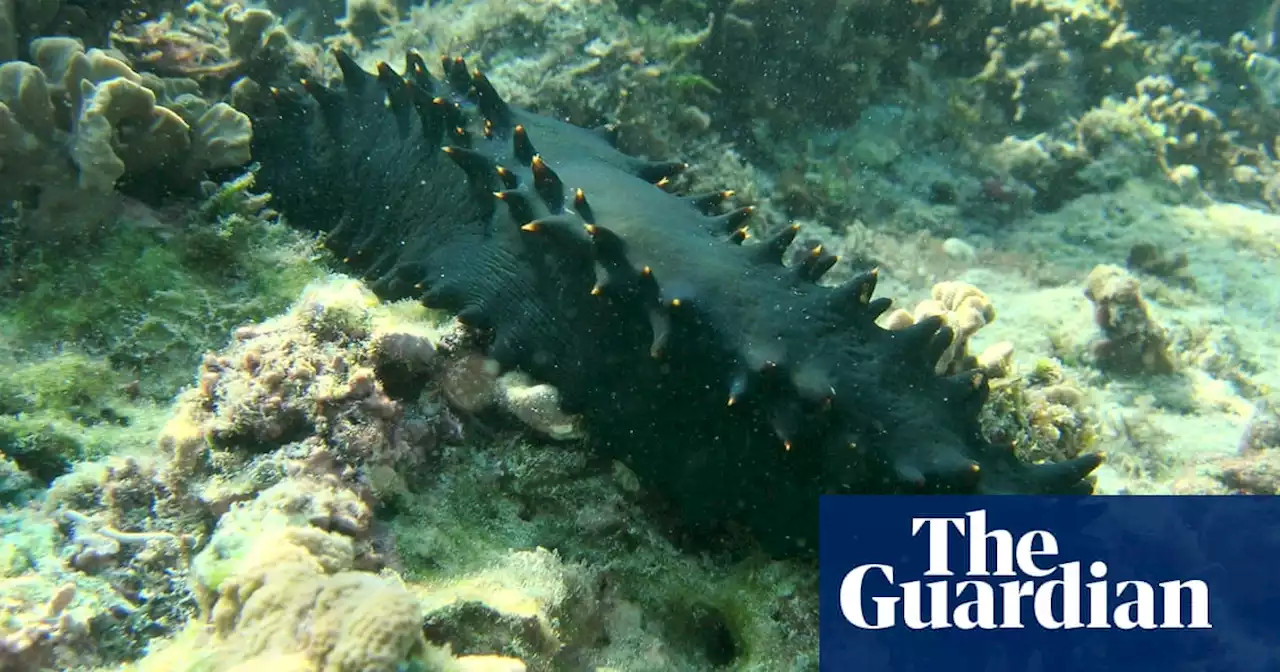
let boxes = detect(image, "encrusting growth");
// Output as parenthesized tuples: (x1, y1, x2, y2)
(1084, 264, 1176, 375)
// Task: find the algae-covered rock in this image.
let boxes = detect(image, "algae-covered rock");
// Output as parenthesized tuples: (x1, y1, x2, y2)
(0, 352, 137, 486)
(1, 166, 325, 402)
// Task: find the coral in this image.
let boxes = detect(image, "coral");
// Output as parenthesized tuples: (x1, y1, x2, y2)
(114, 3, 320, 91)
(38, 455, 205, 654)
(1126, 241, 1196, 290)
(108, 282, 620, 669)
(169, 273, 590, 472)
(17, 278, 463, 670)
(0, 36, 251, 238)
(369, 0, 762, 205)
(0, 0, 179, 61)
(14, 0, 1277, 667)
(1083, 264, 1176, 375)
(336, 0, 399, 47)
(1214, 452, 1280, 494)
(881, 280, 1013, 377)
(1126, 0, 1266, 45)
(973, 0, 1142, 129)
(1169, 400, 1280, 496)
(0, 269, 825, 670)
(149, 507, 458, 672)
(1, 276, 461, 671)
(981, 357, 1100, 467)
(1080, 74, 1240, 191)
(0, 501, 155, 670)
(981, 131, 1117, 212)
(58, 507, 197, 574)
(1146, 31, 1280, 158)
(1239, 401, 1280, 454)
(0, 582, 79, 672)
(700, 0, 1004, 131)
(987, 26, 1280, 209)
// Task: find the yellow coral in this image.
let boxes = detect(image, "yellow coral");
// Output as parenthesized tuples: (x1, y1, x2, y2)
(153, 516, 452, 672)
(881, 280, 1013, 376)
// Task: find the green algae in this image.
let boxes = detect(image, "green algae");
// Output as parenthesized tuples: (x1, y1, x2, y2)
(2, 173, 325, 395)
(0, 352, 137, 490)
(0, 172, 327, 488)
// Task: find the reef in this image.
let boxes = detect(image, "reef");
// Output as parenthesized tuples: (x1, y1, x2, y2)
(0, 0, 178, 61)
(243, 50, 1103, 554)
(0, 35, 251, 241)
(0, 276, 819, 670)
(0, 0, 1276, 668)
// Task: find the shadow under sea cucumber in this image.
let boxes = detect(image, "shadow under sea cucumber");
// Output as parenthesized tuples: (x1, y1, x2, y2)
(244, 51, 1103, 555)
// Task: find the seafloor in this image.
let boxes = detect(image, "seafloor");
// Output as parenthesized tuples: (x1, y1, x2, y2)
(0, 0, 1278, 670)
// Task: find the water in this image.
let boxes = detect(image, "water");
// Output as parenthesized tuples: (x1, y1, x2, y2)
(0, 0, 1277, 670)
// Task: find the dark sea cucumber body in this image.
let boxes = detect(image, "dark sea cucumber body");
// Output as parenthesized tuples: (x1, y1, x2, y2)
(245, 52, 1102, 554)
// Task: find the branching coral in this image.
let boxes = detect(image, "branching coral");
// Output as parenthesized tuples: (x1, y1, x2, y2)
(974, 0, 1142, 128)
(1078, 75, 1239, 190)
(988, 25, 1280, 209)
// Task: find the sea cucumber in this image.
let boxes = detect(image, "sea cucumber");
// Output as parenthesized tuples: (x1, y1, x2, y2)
(245, 51, 1103, 554)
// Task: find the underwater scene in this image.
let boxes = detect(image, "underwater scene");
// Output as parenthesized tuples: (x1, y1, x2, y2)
(1, 0, 1278, 669)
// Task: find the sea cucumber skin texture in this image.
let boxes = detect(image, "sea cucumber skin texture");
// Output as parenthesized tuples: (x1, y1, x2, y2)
(247, 53, 1102, 554)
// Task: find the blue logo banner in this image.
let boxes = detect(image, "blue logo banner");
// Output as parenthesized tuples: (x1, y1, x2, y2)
(819, 496, 1280, 672)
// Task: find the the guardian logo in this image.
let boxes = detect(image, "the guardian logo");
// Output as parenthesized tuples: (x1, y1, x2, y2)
(840, 509, 1212, 631)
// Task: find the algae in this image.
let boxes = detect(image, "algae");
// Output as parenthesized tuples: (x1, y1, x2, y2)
(1, 173, 326, 402)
